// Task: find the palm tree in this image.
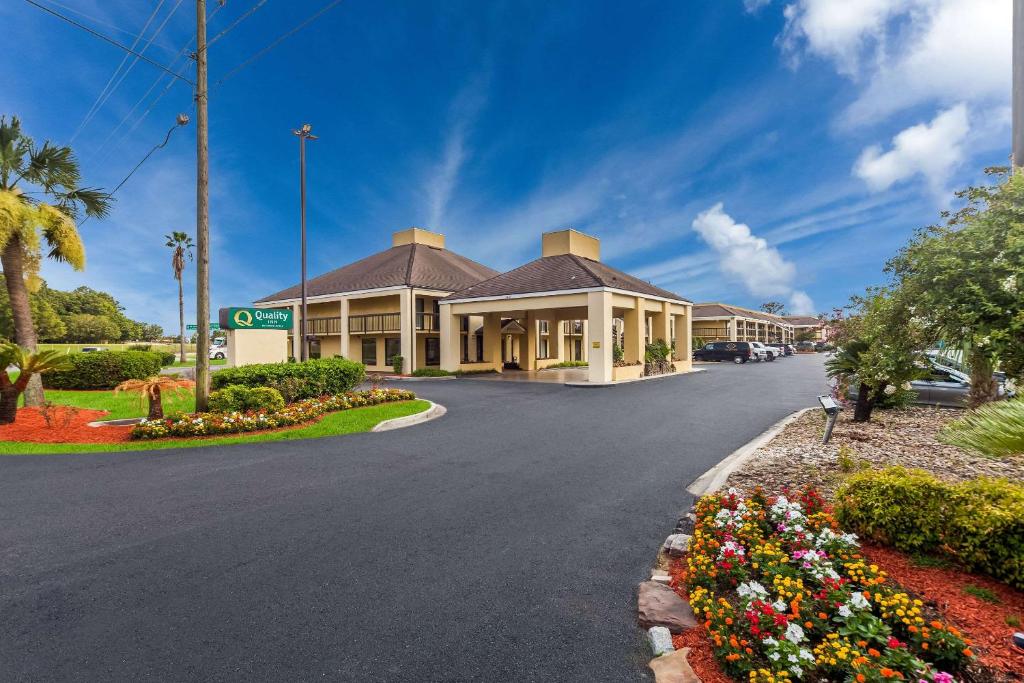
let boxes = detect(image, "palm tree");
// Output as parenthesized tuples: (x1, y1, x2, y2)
(0, 342, 72, 424)
(115, 375, 195, 421)
(166, 232, 194, 363)
(0, 115, 110, 406)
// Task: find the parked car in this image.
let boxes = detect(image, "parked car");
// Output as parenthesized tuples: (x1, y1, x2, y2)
(81, 346, 108, 353)
(846, 361, 1014, 408)
(795, 341, 815, 352)
(766, 343, 794, 357)
(210, 347, 227, 360)
(749, 342, 776, 361)
(693, 341, 758, 364)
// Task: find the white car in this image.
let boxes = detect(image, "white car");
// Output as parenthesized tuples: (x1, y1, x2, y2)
(749, 342, 776, 361)
(209, 347, 227, 360)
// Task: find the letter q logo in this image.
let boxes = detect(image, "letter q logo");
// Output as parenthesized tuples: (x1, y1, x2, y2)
(233, 309, 254, 328)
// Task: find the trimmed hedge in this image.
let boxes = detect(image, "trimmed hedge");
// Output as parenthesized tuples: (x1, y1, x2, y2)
(43, 351, 164, 390)
(835, 467, 1024, 589)
(410, 367, 452, 377)
(209, 385, 285, 413)
(211, 357, 365, 402)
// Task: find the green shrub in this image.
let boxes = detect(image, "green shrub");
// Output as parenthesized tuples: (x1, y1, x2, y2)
(836, 467, 1024, 589)
(941, 398, 1024, 457)
(157, 350, 176, 366)
(210, 357, 365, 402)
(128, 344, 152, 351)
(644, 339, 670, 362)
(834, 467, 947, 552)
(43, 350, 164, 389)
(209, 385, 285, 413)
(410, 367, 452, 377)
(390, 355, 404, 374)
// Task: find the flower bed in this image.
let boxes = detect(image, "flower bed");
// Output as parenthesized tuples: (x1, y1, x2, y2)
(678, 488, 973, 682)
(130, 388, 416, 440)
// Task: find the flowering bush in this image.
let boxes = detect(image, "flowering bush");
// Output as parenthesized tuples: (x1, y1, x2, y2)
(130, 388, 416, 440)
(681, 488, 972, 683)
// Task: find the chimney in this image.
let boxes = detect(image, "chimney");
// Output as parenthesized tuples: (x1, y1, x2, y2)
(392, 227, 445, 249)
(541, 228, 600, 261)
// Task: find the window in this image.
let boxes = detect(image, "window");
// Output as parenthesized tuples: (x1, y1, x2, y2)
(385, 338, 401, 363)
(539, 338, 548, 358)
(460, 316, 469, 332)
(476, 334, 483, 360)
(425, 337, 440, 365)
(539, 320, 549, 334)
(362, 338, 377, 365)
(309, 339, 322, 360)
(461, 335, 469, 363)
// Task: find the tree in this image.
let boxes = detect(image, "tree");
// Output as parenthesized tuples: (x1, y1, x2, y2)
(140, 323, 164, 341)
(760, 301, 787, 315)
(62, 313, 121, 343)
(0, 342, 71, 424)
(166, 231, 194, 362)
(825, 288, 926, 422)
(0, 116, 110, 405)
(115, 375, 194, 420)
(0, 275, 66, 342)
(887, 170, 1024, 406)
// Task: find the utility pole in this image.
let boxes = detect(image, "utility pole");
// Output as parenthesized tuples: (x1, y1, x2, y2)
(194, 0, 211, 409)
(293, 123, 317, 361)
(1015, 0, 1024, 170)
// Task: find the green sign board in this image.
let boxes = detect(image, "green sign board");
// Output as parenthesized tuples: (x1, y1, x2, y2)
(186, 323, 221, 331)
(220, 307, 293, 330)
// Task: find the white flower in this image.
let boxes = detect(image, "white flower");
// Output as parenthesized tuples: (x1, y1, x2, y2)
(763, 637, 779, 647)
(850, 592, 870, 610)
(884, 384, 897, 395)
(799, 648, 815, 662)
(773, 599, 787, 612)
(788, 654, 798, 663)
(790, 665, 803, 677)
(784, 622, 805, 643)
(838, 605, 853, 618)
(737, 581, 769, 601)
(768, 651, 781, 661)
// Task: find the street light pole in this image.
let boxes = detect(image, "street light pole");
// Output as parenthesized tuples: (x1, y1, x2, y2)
(194, 0, 211, 410)
(1014, 0, 1024, 169)
(293, 123, 317, 361)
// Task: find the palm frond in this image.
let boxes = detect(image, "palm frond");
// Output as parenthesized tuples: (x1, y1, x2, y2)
(59, 187, 112, 219)
(24, 141, 80, 191)
(941, 399, 1024, 457)
(37, 204, 85, 270)
(0, 115, 30, 187)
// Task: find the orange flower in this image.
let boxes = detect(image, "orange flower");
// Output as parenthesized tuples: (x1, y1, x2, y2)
(818, 612, 828, 620)
(745, 647, 753, 655)
(867, 648, 881, 658)
(856, 675, 866, 682)
(804, 621, 813, 629)
(857, 640, 868, 648)
(725, 617, 733, 625)
(930, 621, 943, 629)
(881, 668, 895, 678)
(921, 642, 929, 650)
(963, 648, 973, 657)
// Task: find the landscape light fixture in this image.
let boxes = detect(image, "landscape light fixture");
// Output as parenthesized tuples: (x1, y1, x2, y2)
(818, 395, 841, 444)
(293, 123, 318, 361)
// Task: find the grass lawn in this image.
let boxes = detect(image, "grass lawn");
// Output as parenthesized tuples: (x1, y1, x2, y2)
(38, 343, 196, 354)
(21, 387, 196, 420)
(0, 400, 431, 454)
(170, 358, 227, 367)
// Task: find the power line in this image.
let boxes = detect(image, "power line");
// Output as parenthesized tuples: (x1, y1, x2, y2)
(204, 0, 271, 52)
(75, 0, 184, 143)
(214, 0, 343, 88)
(22, 0, 194, 86)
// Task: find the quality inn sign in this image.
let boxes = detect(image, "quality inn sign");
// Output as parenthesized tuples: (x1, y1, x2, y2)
(219, 307, 293, 330)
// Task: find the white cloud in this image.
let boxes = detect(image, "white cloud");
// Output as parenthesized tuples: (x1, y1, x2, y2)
(691, 204, 810, 309)
(779, 0, 1009, 126)
(788, 290, 816, 315)
(744, 0, 773, 13)
(853, 103, 969, 194)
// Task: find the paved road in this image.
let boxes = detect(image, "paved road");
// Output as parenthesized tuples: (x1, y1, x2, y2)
(1, 354, 827, 682)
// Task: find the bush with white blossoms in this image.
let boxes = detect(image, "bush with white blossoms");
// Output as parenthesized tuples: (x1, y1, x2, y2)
(130, 388, 416, 440)
(678, 487, 973, 683)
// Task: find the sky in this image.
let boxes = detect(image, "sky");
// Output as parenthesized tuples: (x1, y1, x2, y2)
(0, 0, 1012, 331)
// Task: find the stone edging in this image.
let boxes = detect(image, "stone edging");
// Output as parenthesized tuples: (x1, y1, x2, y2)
(370, 401, 446, 432)
(685, 407, 813, 497)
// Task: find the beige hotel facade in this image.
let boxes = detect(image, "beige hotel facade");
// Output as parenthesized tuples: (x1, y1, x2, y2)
(255, 228, 693, 384)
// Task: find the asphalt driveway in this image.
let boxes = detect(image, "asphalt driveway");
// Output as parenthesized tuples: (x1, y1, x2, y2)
(0, 354, 828, 682)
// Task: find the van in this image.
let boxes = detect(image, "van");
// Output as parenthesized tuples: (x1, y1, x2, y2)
(693, 341, 757, 364)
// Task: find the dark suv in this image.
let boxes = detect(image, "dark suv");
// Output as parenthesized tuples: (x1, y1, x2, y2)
(693, 341, 757, 364)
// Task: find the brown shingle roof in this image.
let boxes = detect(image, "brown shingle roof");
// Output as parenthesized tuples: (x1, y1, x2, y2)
(255, 243, 499, 303)
(444, 253, 690, 302)
(693, 303, 792, 325)
(784, 315, 822, 327)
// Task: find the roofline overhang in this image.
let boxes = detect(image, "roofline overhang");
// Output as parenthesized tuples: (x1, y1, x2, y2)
(442, 286, 691, 306)
(254, 284, 454, 306)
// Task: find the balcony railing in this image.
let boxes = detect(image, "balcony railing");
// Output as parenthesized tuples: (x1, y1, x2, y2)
(416, 312, 439, 332)
(305, 316, 342, 335)
(693, 327, 729, 338)
(349, 313, 401, 334)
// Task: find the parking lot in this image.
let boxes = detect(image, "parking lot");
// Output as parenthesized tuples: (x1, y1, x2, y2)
(1, 354, 828, 681)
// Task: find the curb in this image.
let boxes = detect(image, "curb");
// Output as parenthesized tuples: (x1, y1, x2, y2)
(371, 401, 446, 432)
(564, 367, 706, 388)
(376, 375, 457, 382)
(685, 407, 813, 497)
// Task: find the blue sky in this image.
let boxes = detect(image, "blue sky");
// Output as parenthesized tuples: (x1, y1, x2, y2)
(1, 0, 1011, 330)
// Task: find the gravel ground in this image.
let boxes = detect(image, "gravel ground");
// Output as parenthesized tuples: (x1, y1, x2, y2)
(725, 406, 1024, 497)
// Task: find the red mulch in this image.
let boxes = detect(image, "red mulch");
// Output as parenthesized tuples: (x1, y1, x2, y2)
(861, 543, 1024, 678)
(0, 407, 132, 443)
(667, 558, 734, 683)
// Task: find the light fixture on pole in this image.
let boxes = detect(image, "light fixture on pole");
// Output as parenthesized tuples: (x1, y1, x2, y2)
(293, 123, 317, 361)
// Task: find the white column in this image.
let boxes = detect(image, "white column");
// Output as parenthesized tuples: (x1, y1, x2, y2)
(587, 291, 613, 383)
(400, 288, 415, 370)
(339, 297, 350, 360)
(623, 296, 645, 364)
(440, 302, 460, 372)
